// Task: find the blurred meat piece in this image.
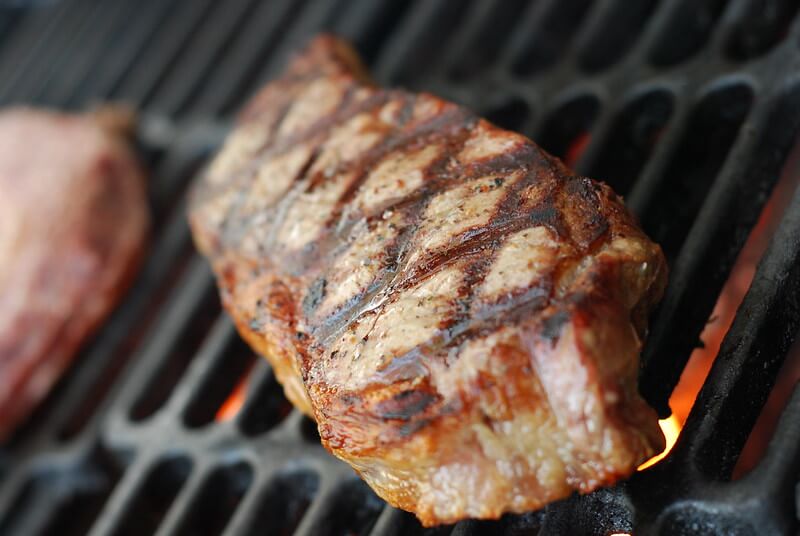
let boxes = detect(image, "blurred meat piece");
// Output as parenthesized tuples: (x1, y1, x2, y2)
(0, 108, 148, 441)
(189, 35, 667, 525)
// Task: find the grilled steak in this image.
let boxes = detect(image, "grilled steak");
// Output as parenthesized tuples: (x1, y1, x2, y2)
(0, 108, 148, 441)
(189, 35, 667, 525)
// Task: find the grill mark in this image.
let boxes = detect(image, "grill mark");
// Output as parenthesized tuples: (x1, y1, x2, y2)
(396, 95, 415, 125)
(344, 139, 477, 353)
(308, 218, 412, 342)
(207, 77, 325, 242)
(307, 134, 542, 313)
(309, 141, 541, 346)
(295, 143, 609, 371)
(208, 67, 614, 391)
(316, 93, 417, 250)
(374, 389, 439, 421)
(213, 98, 301, 246)
(199, 84, 391, 206)
(445, 179, 613, 350)
(322, 164, 613, 375)
(282, 141, 533, 279)
(209, 89, 546, 271)
(192, 82, 303, 207)
(221, 143, 322, 251)
(260, 145, 323, 251)
(302, 276, 327, 316)
(337, 143, 547, 230)
(398, 225, 511, 289)
(262, 94, 416, 274)
(238, 69, 329, 123)
(541, 310, 571, 341)
(373, 169, 552, 368)
(437, 168, 537, 337)
(399, 419, 432, 436)
(250, 273, 299, 336)
(269, 88, 388, 157)
(374, 284, 555, 385)
(329, 94, 417, 215)
(463, 143, 544, 176)
(563, 176, 610, 248)
(440, 255, 495, 336)
(218, 84, 394, 253)
(279, 103, 475, 276)
(389, 170, 565, 295)
(312, 125, 475, 348)
(328, 101, 476, 229)
(198, 73, 313, 201)
(530, 191, 569, 240)
(243, 88, 390, 182)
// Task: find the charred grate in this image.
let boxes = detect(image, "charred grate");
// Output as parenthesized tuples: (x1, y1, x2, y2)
(1, 0, 800, 534)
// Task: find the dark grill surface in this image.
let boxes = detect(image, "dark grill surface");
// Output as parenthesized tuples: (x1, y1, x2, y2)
(1, 0, 800, 534)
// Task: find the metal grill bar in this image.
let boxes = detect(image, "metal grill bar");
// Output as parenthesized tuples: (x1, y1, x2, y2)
(3, 0, 108, 104)
(147, 0, 258, 117)
(251, 0, 344, 83)
(66, 0, 177, 108)
(0, 6, 26, 49)
(187, 0, 300, 116)
(30, 0, 131, 105)
(674, 184, 800, 479)
(36, 0, 140, 107)
(110, 0, 217, 105)
(0, 0, 72, 105)
(640, 78, 800, 414)
(372, 0, 459, 83)
(630, 184, 800, 533)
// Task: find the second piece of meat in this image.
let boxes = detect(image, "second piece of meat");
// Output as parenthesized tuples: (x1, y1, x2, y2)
(0, 107, 148, 441)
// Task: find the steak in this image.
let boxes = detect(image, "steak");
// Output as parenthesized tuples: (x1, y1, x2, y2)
(189, 35, 667, 525)
(0, 108, 148, 441)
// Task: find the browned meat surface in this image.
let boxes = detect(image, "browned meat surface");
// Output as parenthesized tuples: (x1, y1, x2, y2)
(189, 35, 667, 525)
(0, 108, 148, 441)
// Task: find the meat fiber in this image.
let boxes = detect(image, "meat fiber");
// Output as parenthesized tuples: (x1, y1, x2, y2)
(189, 35, 667, 525)
(0, 108, 148, 441)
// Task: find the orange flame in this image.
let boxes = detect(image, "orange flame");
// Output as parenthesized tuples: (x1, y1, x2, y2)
(565, 132, 591, 168)
(638, 415, 681, 470)
(635, 188, 776, 471)
(216, 370, 251, 421)
(637, 139, 800, 472)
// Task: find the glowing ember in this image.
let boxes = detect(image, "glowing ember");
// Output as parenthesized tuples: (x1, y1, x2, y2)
(564, 132, 590, 168)
(216, 371, 251, 422)
(638, 414, 681, 471)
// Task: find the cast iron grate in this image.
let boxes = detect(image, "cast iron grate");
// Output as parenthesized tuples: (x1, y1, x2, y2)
(1, 0, 800, 534)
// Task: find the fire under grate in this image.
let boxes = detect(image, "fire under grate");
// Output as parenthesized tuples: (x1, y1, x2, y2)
(1, 0, 800, 534)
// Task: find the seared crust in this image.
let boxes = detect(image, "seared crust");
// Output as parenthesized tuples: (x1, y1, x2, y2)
(0, 108, 148, 441)
(189, 35, 667, 525)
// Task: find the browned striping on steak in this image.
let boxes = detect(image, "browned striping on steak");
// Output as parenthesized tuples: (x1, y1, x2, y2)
(0, 107, 148, 441)
(189, 35, 667, 525)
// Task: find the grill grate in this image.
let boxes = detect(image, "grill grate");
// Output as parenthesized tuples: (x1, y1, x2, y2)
(1, 0, 800, 534)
